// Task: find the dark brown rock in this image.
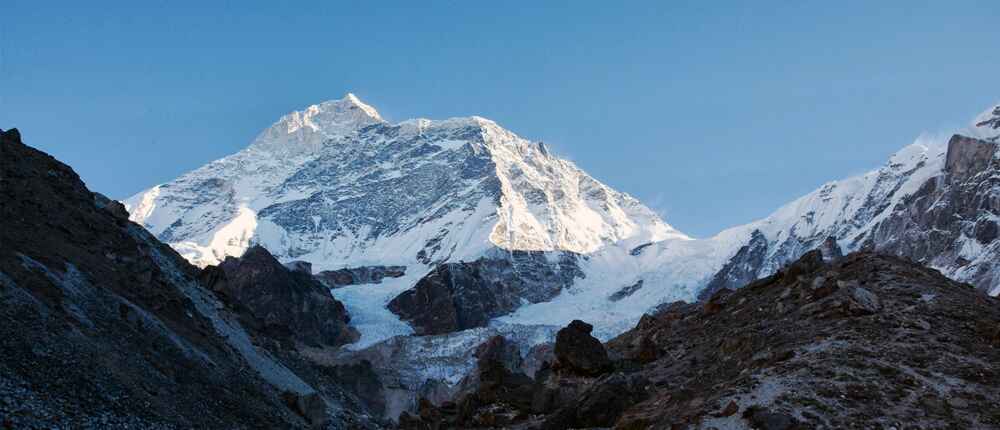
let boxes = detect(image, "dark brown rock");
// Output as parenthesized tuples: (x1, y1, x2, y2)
(0, 129, 322, 427)
(201, 245, 358, 348)
(388, 251, 582, 335)
(553, 320, 610, 376)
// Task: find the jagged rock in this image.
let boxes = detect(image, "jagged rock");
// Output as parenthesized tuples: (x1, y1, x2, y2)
(541, 372, 648, 430)
(315, 265, 405, 288)
(388, 250, 582, 335)
(553, 320, 610, 376)
(92, 192, 130, 221)
(283, 260, 312, 275)
(475, 335, 524, 380)
(945, 134, 995, 181)
(609, 279, 644, 302)
(200, 245, 358, 347)
(700, 229, 769, 301)
(849, 286, 881, 315)
(0, 129, 339, 427)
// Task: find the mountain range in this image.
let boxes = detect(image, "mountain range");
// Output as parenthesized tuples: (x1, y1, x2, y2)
(125, 95, 1000, 345)
(2, 95, 999, 428)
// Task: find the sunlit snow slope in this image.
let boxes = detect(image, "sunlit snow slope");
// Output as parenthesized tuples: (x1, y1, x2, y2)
(502, 102, 1000, 337)
(124, 94, 685, 271)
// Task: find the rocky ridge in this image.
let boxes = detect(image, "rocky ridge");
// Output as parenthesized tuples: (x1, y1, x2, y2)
(0, 128, 385, 428)
(401, 250, 1000, 429)
(198, 245, 359, 348)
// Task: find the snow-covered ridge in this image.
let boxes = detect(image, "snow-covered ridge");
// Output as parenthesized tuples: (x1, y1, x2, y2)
(124, 93, 682, 270)
(501, 103, 999, 337)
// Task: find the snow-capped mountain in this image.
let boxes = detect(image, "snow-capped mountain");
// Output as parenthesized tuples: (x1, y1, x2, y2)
(125, 94, 683, 271)
(500, 102, 1000, 338)
(127, 95, 999, 347)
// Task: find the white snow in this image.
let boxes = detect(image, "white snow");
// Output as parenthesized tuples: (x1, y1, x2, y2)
(124, 95, 999, 346)
(330, 269, 426, 350)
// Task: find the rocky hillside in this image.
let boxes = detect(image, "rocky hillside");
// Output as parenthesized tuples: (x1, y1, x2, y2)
(401, 251, 1000, 429)
(0, 128, 384, 428)
(198, 245, 359, 348)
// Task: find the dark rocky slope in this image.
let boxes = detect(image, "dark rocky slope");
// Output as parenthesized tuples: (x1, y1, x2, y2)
(199, 245, 358, 348)
(401, 250, 1000, 429)
(387, 250, 582, 335)
(0, 128, 383, 428)
(316, 265, 406, 289)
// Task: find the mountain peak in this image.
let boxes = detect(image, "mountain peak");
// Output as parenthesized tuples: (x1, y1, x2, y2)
(319, 93, 384, 123)
(248, 93, 385, 153)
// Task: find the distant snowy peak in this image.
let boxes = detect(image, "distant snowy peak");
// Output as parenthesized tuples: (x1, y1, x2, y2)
(250, 93, 386, 155)
(125, 94, 682, 269)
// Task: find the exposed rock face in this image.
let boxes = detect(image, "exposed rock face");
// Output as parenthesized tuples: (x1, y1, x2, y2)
(609, 279, 644, 302)
(284, 260, 313, 274)
(700, 229, 769, 301)
(315, 265, 406, 288)
(387, 250, 582, 335)
(945, 134, 996, 181)
(865, 134, 1000, 295)
(199, 245, 358, 348)
(0, 129, 311, 427)
(401, 251, 1000, 429)
(705, 133, 1000, 296)
(553, 320, 610, 376)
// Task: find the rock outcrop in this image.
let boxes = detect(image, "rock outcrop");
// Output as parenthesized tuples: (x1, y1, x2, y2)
(552, 320, 610, 376)
(315, 265, 406, 288)
(945, 134, 996, 182)
(387, 250, 582, 335)
(199, 245, 359, 348)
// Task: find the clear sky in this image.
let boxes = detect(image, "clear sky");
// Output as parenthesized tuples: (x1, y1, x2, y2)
(2, 1, 997, 237)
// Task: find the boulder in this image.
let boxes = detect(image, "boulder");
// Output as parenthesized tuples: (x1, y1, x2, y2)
(200, 245, 358, 347)
(553, 320, 610, 376)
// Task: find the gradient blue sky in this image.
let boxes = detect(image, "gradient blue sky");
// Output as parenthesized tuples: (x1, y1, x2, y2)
(2, 1, 997, 237)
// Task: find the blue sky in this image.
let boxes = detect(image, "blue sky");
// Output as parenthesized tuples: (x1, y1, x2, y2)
(2, 1, 997, 237)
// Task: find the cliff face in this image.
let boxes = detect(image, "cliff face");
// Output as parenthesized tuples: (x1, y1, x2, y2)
(387, 250, 582, 335)
(704, 133, 999, 297)
(200, 245, 359, 348)
(865, 134, 1000, 295)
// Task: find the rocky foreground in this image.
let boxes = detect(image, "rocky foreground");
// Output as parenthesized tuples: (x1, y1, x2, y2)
(401, 251, 1000, 429)
(3, 126, 1000, 429)
(0, 128, 385, 429)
